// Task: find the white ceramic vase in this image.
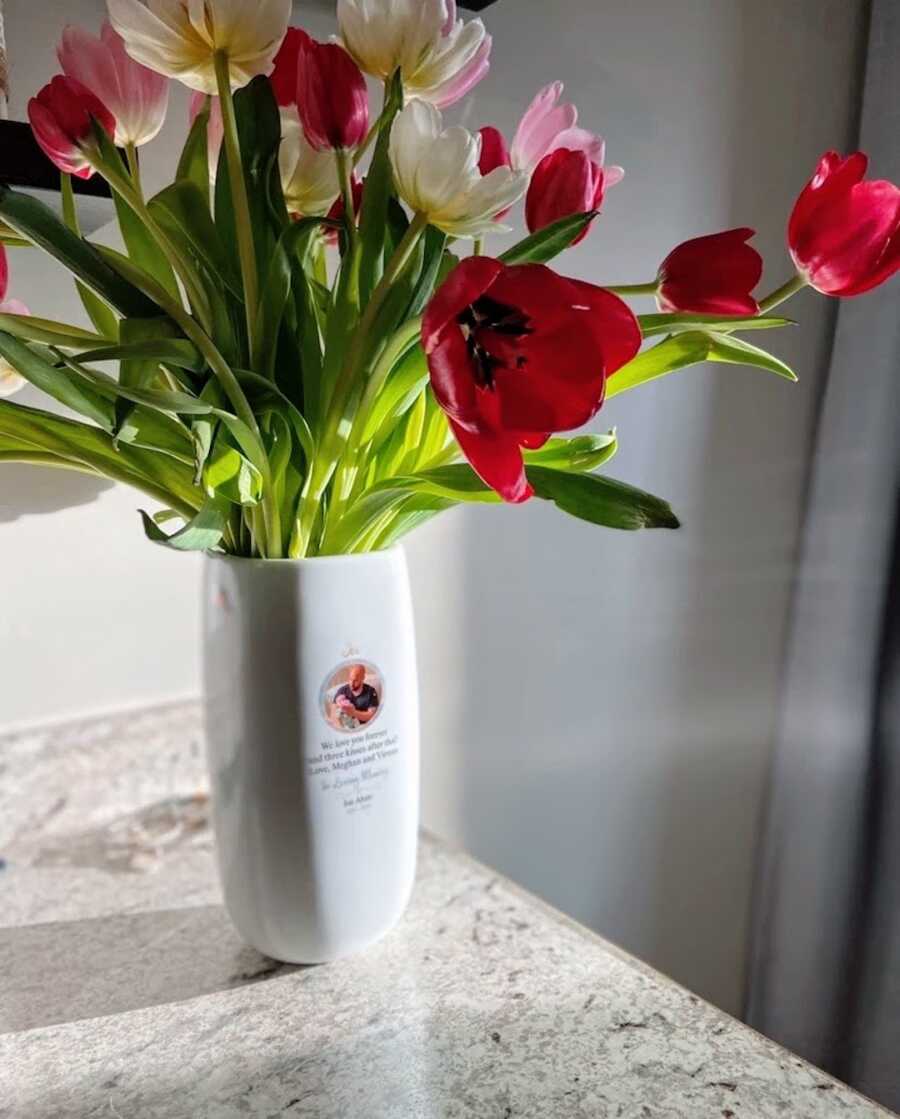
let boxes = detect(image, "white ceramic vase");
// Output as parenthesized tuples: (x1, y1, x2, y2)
(202, 548, 420, 963)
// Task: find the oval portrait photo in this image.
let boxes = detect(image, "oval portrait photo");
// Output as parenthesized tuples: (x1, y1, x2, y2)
(321, 660, 385, 734)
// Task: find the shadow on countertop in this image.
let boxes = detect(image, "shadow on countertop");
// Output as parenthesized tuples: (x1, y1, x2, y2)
(0, 905, 303, 1032)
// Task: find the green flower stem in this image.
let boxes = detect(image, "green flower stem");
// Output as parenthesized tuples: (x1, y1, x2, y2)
(214, 50, 259, 359)
(352, 83, 394, 168)
(124, 142, 143, 196)
(291, 212, 429, 556)
(335, 149, 359, 252)
(758, 274, 807, 313)
(606, 282, 659, 296)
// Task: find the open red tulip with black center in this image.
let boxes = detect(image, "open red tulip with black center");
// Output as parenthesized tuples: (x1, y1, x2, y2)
(656, 228, 762, 315)
(422, 256, 640, 502)
(788, 151, 900, 297)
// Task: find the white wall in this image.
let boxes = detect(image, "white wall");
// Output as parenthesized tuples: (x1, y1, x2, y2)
(0, 0, 866, 1013)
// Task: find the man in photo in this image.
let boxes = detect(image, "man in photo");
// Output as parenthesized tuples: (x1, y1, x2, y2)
(330, 664, 380, 729)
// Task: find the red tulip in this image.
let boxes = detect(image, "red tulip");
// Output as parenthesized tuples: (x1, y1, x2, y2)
(422, 256, 640, 502)
(0, 244, 7, 302)
(478, 126, 513, 220)
(270, 26, 310, 107)
(656, 228, 762, 315)
(296, 37, 369, 152)
(27, 75, 116, 179)
(478, 126, 511, 176)
(525, 149, 605, 245)
(788, 151, 900, 297)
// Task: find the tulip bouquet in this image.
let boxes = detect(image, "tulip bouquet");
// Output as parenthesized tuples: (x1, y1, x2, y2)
(0, 1, 897, 559)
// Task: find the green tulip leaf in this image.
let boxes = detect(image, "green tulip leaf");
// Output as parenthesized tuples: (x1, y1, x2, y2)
(522, 431, 618, 472)
(149, 180, 242, 300)
(140, 495, 230, 551)
(0, 313, 108, 351)
(499, 211, 597, 266)
(177, 97, 212, 200)
(201, 439, 262, 506)
(638, 312, 794, 337)
(361, 345, 429, 446)
(0, 332, 112, 429)
(608, 330, 797, 398)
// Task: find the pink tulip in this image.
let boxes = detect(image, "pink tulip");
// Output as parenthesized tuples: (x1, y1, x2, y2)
(57, 22, 168, 148)
(27, 76, 116, 179)
(509, 82, 622, 184)
(429, 0, 492, 109)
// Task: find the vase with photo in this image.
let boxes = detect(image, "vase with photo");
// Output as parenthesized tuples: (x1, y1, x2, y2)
(202, 549, 419, 963)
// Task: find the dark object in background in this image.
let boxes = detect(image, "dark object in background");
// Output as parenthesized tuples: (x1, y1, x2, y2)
(0, 119, 112, 234)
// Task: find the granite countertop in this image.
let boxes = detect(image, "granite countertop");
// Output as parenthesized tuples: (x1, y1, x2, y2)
(0, 703, 892, 1119)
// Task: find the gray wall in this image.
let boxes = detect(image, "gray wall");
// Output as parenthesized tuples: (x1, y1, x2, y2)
(0, 0, 867, 1014)
(434, 0, 866, 1013)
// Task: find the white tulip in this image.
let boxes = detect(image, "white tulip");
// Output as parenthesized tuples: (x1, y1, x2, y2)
(389, 101, 527, 238)
(279, 109, 341, 218)
(107, 0, 292, 94)
(338, 0, 491, 109)
(0, 365, 25, 397)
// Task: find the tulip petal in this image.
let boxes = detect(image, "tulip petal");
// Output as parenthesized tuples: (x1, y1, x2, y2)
(110, 0, 290, 93)
(338, 0, 488, 105)
(788, 151, 867, 252)
(450, 419, 533, 503)
(279, 107, 341, 215)
(427, 329, 481, 424)
(525, 149, 604, 242)
(430, 35, 491, 109)
(788, 150, 900, 297)
(510, 82, 577, 171)
(657, 228, 762, 315)
(269, 26, 309, 105)
(549, 126, 606, 166)
(59, 22, 168, 147)
(478, 126, 510, 176)
(390, 101, 526, 236)
(565, 279, 642, 375)
(422, 254, 503, 352)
